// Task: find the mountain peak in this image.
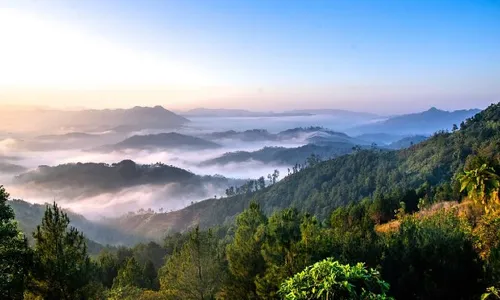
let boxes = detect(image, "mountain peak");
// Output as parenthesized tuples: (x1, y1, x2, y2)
(427, 107, 442, 113)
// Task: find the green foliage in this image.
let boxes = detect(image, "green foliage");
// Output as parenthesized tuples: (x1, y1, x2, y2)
(279, 258, 392, 300)
(159, 227, 226, 299)
(222, 201, 267, 299)
(0, 186, 31, 300)
(483, 287, 500, 300)
(143, 260, 159, 290)
(459, 162, 500, 213)
(30, 202, 95, 300)
(328, 201, 382, 267)
(113, 257, 146, 289)
(10, 199, 141, 250)
(380, 210, 484, 299)
(96, 249, 121, 288)
(256, 208, 304, 298)
(107, 284, 144, 300)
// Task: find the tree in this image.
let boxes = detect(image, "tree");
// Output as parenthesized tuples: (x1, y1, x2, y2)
(159, 227, 225, 299)
(459, 163, 500, 213)
(256, 208, 303, 298)
(97, 249, 120, 288)
(272, 169, 280, 184)
(31, 202, 94, 300)
(143, 260, 159, 290)
(221, 202, 267, 299)
(258, 176, 266, 190)
(107, 285, 144, 300)
(306, 154, 321, 168)
(279, 258, 392, 300)
(112, 257, 145, 289)
(381, 211, 484, 299)
(0, 186, 31, 300)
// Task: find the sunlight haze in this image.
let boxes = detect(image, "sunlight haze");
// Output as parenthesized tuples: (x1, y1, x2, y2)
(0, 0, 499, 113)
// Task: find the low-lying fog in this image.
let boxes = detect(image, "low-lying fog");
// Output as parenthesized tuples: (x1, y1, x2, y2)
(2, 115, 362, 219)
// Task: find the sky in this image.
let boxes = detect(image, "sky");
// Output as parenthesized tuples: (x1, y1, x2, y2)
(0, 0, 499, 113)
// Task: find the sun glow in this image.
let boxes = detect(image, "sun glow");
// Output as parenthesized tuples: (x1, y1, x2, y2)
(0, 8, 213, 90)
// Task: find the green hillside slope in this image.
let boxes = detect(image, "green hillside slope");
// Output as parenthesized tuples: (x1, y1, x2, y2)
(111, 103, 499, 236)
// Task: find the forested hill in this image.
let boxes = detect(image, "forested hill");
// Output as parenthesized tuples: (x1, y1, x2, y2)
(100, 132, 221, 152)
(113, 103, 500, 235)
(13, 160, 237, 199)
(9, 199, 142, 249)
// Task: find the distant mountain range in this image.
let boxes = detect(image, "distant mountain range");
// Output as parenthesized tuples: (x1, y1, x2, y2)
(205, 129, 278, 142)
(181, 107, 379, 119)
(350, 107, 480, 135)
(181, 108, 312, 117)
(99, 132, 221, 152)
(201, 127, 373, 166)
(285, 109, 379, 119)
(0, 105, 188, 133)
(204, 127, 366, 144)
(201, 127, 424, 166)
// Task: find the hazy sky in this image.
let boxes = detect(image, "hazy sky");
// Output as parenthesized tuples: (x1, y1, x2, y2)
(0, 0, 498, 113)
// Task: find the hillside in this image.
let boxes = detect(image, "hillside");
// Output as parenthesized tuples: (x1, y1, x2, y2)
(204, 127, 360, 144)
(10, 199, 142, 247)
(388, 135, 428, 149)
(205, 129, 277, 142)
(102, 132, 221, 151)
(110, 103, 500, 237)
(351, 107, 480, 135)
(13, 160, 237, 199)
(354, 133, 403, 145)
(201, 143, 357, 166)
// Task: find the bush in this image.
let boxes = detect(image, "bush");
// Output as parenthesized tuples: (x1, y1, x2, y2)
(279, 258, 392, 300)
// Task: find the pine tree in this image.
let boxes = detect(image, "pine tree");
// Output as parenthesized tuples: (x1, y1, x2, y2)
(112, 257, 144, 289)
(31, 202, 93, 300)
(0, 186, 31, 300)
(143, 260, 159, 290)
(256, 208, 303, 299)
(159, 226, 225, 299)
(221, 202, 267, 299)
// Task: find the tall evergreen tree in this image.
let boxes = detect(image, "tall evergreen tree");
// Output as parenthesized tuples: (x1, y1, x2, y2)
(112, 257, 145, 289)
(0, 186, 31, 300)
(143, 260, 159, 290)
(221, 202, 267, 299)
(159, 226, 225, 299)
(256, 208, 303, 299)
(31, 202, 93, 300)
